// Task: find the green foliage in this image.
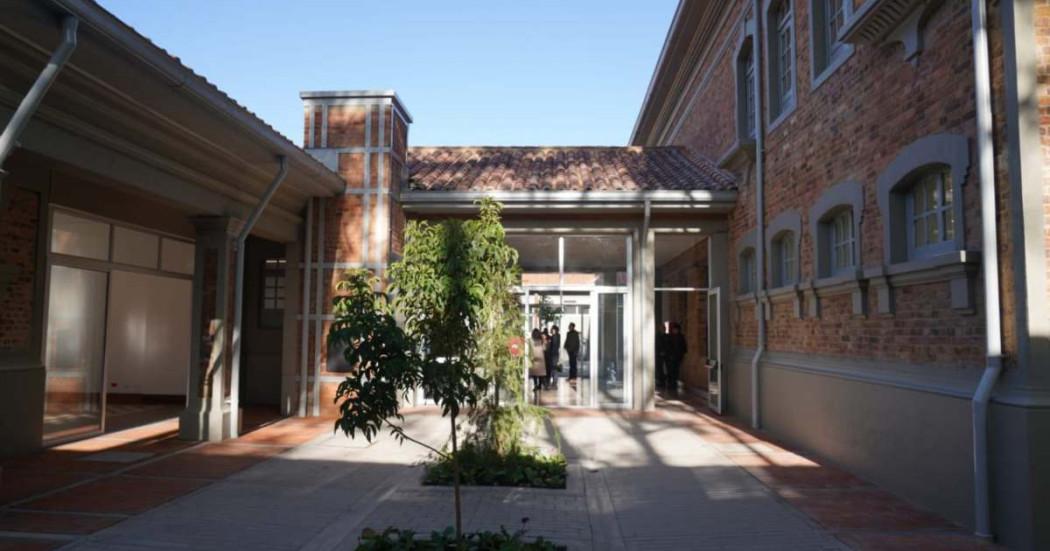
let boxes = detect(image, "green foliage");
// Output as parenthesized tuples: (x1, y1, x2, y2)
(423, 442, 567, 489)
(356, 526, 566, 551)
(536, 295, 562, 327)
(329, 271, 419, 443)
(328, 198, 557, 542)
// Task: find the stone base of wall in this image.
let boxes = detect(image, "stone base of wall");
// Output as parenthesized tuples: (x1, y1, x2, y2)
(726, 350, 975, 530)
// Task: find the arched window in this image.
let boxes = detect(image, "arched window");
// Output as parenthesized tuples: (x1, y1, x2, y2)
(736, 36, 756, 141)
(810, 180, 863, 279)
(810, 0, 852, 85)
(765, 0, 796, 124)
(906, 169, 955, 258)
(771, 231, 797, 287)
(740, 247, 757, 294)
(829, 209, 855, 273)
(877, 135, 968, 264)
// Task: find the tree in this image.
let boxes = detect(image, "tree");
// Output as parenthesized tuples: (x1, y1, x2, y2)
(330, 199, 550, 542)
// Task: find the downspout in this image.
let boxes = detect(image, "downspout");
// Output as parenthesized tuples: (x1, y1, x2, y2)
(0, 16, 78, 205)
(298, 200, 313, 417)
(749, 0, 766, 430)
(642, 199, 651, 410)
(229, 156, 289, 437)
(969, 0, 1003, 539)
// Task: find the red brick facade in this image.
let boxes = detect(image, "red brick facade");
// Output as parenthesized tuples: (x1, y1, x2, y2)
(658, 1, 1001, 369)
(0, 186, 42, 352)
(300, 94, 410, 415)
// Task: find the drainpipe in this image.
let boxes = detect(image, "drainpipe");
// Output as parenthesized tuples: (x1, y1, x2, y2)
(749, 0, 766, 430)
(298, 200, 314, 417)
(642, 199, 652, 410)
(0, 16, 78, 206)
(229, 156, 289, 437)
(969, 0, 1003, 539)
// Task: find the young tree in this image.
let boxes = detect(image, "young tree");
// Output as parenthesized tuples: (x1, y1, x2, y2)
(329, 199, 538, 540)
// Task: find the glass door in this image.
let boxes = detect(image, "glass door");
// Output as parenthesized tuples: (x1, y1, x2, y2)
(43, 265, 108, 441)
(595, 291, 628, 407)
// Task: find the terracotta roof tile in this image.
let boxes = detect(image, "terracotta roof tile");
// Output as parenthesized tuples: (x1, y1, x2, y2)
(406, 146, 735, 192)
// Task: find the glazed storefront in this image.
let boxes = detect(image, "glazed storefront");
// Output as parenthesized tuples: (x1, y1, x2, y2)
(398, 189, 735, 411)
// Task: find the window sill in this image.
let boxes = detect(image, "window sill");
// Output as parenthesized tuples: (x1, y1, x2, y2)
(803, 270, 867, 318)
(865, 250, 981, 313)
(811, 45, 855, 92)
(735, 291, 758, 303)
(766, 284, 799, 301)
(767, 99, 797, 133)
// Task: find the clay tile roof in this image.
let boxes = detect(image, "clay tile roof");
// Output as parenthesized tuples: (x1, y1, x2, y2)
(406, 146, 735, 192)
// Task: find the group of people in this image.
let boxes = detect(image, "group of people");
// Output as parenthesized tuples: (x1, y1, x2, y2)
(656, 322, 687, 394)
(528, 323, 581, 392)
(526, 320, 687, 395)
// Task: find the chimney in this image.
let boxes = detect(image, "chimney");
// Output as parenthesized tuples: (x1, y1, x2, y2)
(300, 90, 411, 266)
(296, 90, 411, 416)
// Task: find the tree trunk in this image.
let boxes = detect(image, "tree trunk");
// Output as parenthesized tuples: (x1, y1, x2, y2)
(451, 413, 463, 545)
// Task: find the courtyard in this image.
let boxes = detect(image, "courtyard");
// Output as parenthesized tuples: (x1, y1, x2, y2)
(0, 397, 994, 550)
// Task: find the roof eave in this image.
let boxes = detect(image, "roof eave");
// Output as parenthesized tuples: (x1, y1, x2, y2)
(47, 0, 345, 195)
(399, 189, 738, 215)
(629, 1, 722, 146)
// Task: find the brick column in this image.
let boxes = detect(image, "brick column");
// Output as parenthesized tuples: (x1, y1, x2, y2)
(298, 91, 411, 415)
(180, 216, 238, 440)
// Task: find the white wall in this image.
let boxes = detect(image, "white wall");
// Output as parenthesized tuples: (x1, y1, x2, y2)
(104, 270, 191, 396)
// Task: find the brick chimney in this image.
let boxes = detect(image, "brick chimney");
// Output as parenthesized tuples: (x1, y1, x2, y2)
(297, 90, 411, 415)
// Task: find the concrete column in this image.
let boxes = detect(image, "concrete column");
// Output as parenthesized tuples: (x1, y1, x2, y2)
(180, 216, 238, 441)
(632, 226, 656, 411)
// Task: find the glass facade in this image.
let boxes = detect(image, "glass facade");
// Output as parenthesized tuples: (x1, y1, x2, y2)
(509, 234, 631, 408)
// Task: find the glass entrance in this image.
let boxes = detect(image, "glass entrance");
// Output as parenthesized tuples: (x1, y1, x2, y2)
(595, 292, 627, 406)
(510, 233, 632, 409)
(43, 265, 108, 441)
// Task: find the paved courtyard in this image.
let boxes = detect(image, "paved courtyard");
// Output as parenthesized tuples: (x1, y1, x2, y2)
(0, 399, 996, 550)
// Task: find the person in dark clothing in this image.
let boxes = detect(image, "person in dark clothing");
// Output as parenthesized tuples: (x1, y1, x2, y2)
(546, 325, 561, 389)
(564, 323, 581, 383)
(655, 324, 668, 389)
(665, 322, 687, 394)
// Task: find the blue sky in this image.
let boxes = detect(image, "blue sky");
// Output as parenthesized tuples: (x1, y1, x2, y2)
(97, 1, 677, 147)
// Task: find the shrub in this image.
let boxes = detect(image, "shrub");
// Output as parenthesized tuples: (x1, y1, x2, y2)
(356, 526, 566, 551)
(423, 442, 567, 489)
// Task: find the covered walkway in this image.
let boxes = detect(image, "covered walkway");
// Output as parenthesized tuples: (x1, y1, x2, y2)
(0, 400, 995, 550)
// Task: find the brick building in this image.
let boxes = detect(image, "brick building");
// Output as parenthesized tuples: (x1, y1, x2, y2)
(1, 0, 1048, 548)
(631, 1, 1049, 548)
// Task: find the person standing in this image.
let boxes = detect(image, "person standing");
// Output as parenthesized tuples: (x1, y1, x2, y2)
(546, 325, 561, 389)
(665, 322, 687, 394)
(655, 324, 668, 389)
(564, 322, 581, 383)
(529, 329, 547, 397)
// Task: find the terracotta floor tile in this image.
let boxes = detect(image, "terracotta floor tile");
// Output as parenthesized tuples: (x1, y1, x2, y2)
(21, 475, 208, 515)
(0, 510, 121, 535)
(0, 471, 92, 505)
(234, 420, 331, 446)
(785, 488, 958, 532)
(126, 442, 287, 479)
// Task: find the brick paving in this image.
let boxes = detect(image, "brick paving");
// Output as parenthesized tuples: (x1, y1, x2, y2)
(0, 400, 1000, 550)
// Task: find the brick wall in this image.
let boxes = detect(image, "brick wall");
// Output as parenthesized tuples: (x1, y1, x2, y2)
(0, 186, 41, 352)
(300, 95, 409, 415)
(667, 1, 991, 368)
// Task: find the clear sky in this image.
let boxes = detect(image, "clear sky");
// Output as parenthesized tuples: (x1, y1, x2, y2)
(96, 1, 677, 147)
